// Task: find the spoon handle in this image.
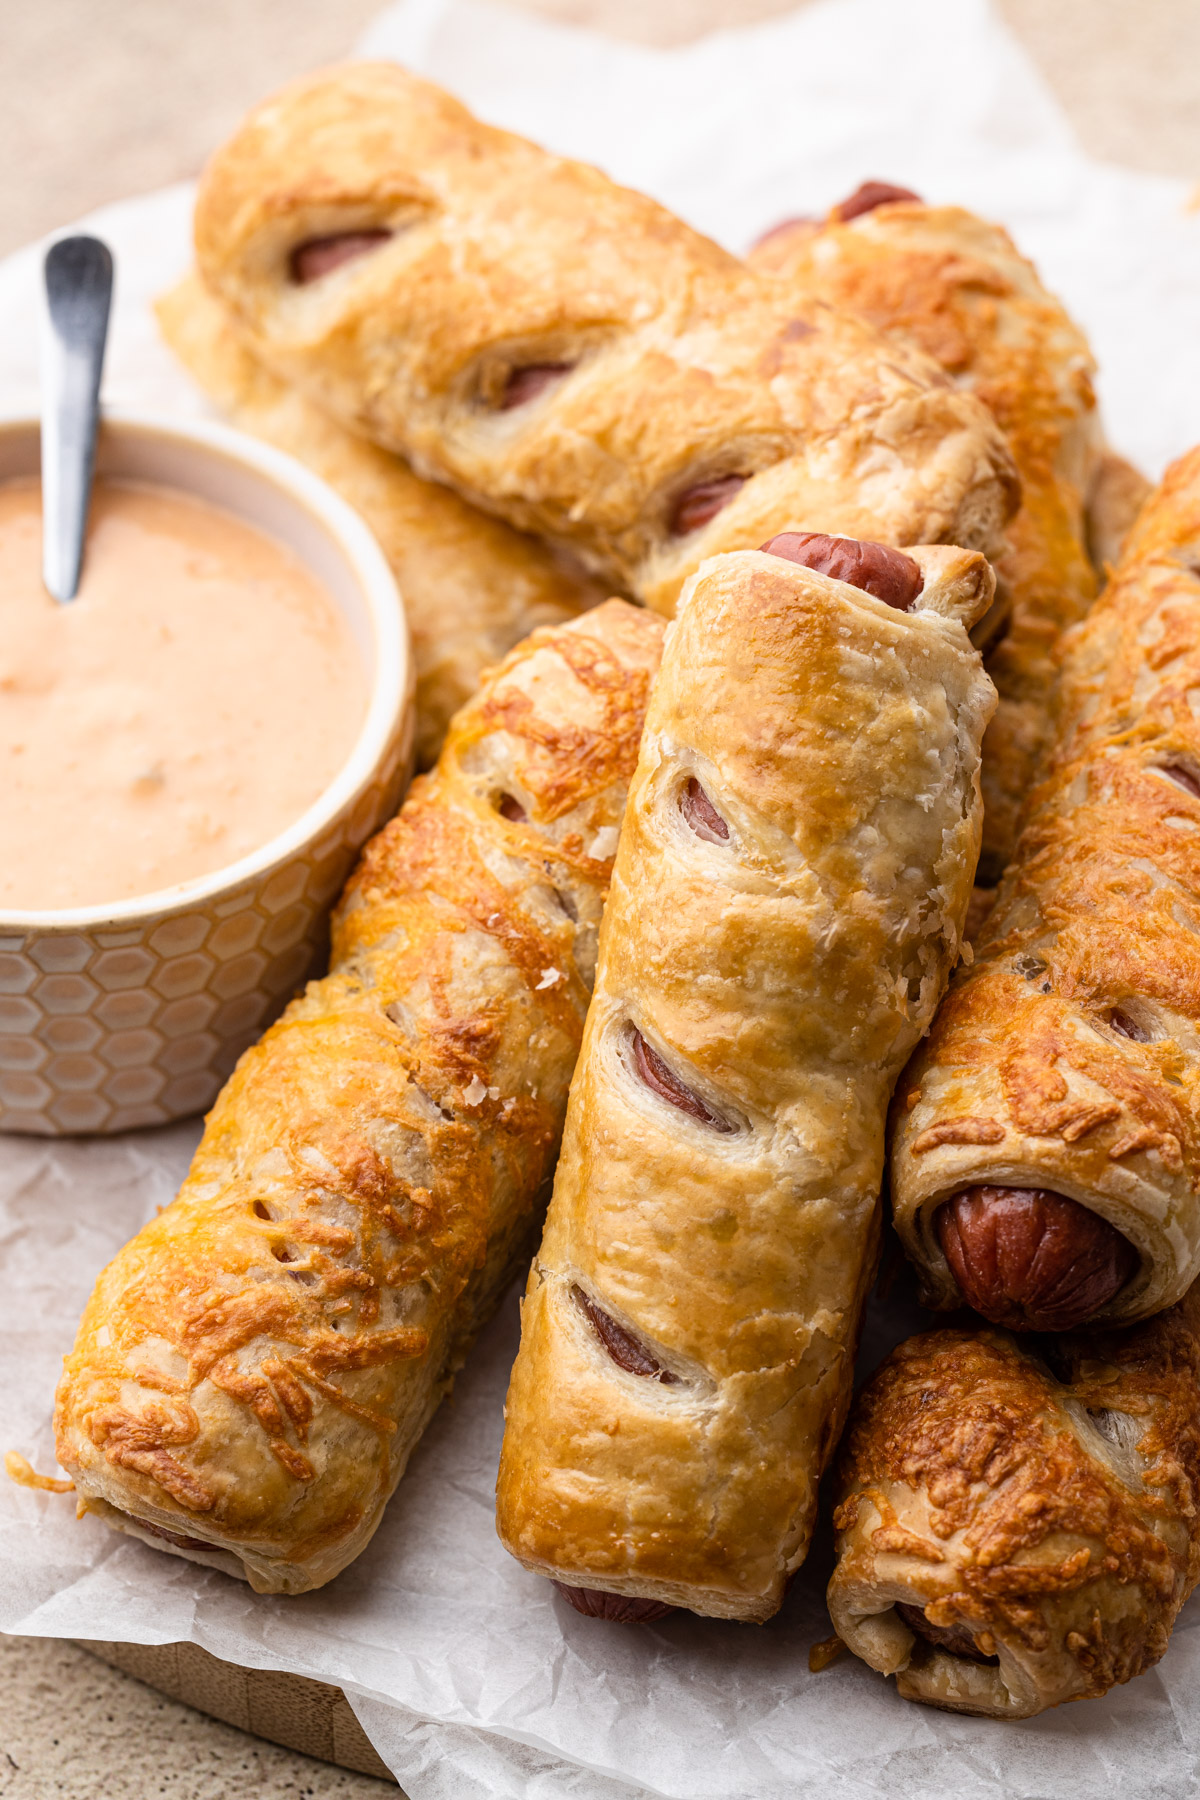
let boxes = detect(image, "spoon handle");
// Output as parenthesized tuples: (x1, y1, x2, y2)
(41, 235, 113, 603)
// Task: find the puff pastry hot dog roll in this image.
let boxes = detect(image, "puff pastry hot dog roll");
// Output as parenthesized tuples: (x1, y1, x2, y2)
(54, 600, 663, 1594)
(828, 1291, 1200, 1718)
(192, 65, 1017, 617)
(753, 190, 1101, 880)
(892, 447, 1200, 1334)
(495, 536, 996, 1622)
(156, 273, 602, 770)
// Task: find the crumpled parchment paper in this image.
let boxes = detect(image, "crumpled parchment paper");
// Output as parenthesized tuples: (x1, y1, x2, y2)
(4, 2, 1200, 1795)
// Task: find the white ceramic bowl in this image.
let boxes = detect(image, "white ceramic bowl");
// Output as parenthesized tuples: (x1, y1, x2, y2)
(0, 411, 413, 1135)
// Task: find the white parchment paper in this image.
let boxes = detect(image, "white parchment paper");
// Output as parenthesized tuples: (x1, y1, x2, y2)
(5, 2, 1200, 1795)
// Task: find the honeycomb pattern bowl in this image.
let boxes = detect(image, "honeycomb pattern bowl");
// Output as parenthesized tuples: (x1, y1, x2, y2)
(0, 412, 413, 1136)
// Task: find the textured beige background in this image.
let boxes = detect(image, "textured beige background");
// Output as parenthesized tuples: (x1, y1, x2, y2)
(2, 0, 1198, 1795)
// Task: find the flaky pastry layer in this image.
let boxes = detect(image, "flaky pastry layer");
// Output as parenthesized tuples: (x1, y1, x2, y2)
(192, 64, 1017, 616)
(54, 601, 663, 1593)
(496, 545, 995, 1620)
(891, 447, 1200, 1325)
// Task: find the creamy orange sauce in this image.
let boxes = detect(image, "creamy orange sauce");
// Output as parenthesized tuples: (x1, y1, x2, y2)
(0, 477, 366, 910)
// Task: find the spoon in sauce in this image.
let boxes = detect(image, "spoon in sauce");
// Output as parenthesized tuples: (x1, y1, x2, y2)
(41, 234, 113, 602)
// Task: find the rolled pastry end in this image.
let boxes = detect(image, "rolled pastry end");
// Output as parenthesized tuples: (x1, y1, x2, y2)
(754, 534, 995, 635)
(828, 1319, 1198, 1718)
(829, 1585, 1052, 1719)
(935, 1185, 1140, 1332)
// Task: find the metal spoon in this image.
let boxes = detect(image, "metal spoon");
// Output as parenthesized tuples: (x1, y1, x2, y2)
(41, 234, 113, 602)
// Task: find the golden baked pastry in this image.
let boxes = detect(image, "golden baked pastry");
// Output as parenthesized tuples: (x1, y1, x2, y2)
(828, 1289, 1200, 1718)
(156, 272, 603, 770)
(1086, 448, 1152, 581)
(54, 599, 664, 1594)
(192, 65, 1018, 618)
(752, 189, 1101, 881)
(891, 446, 1200, 1334)
(495, 534, 996, 1622)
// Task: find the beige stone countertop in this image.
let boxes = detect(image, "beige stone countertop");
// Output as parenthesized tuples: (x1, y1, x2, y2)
(2, 1, 1199, 1795)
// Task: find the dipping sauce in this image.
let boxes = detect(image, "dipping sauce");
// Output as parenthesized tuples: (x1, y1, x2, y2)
(0, 477, 366, 910)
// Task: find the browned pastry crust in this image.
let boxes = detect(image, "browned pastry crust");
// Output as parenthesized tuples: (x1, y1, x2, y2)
(828, 1286, 1200, 1717)
(53, 601, 664, 1594)
(155, 272, 603, 769)
(495, 542, 996, 1622)
(891, 446, 1200, 1328)
(752, 198, 1100, 881)
(191, 64, 1018, 618)
(1086, 448, 1153, 582)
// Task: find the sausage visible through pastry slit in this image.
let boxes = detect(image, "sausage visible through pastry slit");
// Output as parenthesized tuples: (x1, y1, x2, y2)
(1108, 1005, 1152, 1043)
(935, 1187, 1138, 1332)
(290, 230, 392, 283)
(1156, 760, 1200, 801)
(670, 475, 747, 537)
(893, 1603, 998, 1665)
(679, 776, 729, 843)
(572, 1285, 679, 1383)
(194, 64, 1017, 618)
(628, 1028, 734, 1133)
(497, 542, 995, 1622)
(500, 364, 574, 410)
(53, 601, 664, 1595)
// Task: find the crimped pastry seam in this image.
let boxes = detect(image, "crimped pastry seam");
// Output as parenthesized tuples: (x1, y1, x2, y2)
(752, 199, 1101, 881)
(495, 543, 996, 1621)
(53, 600, 663, 1594)
(192, 63, 1018, 617)
(891, 446, 1200, 1326)
(155, 272, 603, 770)
(829, 1288, 1200, 1718)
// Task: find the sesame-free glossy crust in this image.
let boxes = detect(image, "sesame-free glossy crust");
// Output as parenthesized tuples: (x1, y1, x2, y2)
(829, 1288, 1200, 1717)
(495, 545, 995, 1621)
(53, 601, 664, 1594)
(752, 200, 1102, 881)
(891, 447, 1200, 1328)
(155, 272, 603, 770)
(192, 64, 1017, 618)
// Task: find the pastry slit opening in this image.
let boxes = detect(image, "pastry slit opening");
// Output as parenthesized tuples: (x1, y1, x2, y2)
(271, 1242, 317, 1284)
(628, 1028, 735, 1133)
(571, 1284, 678, 1383)
(499, 364, 574, 409)
(289, 230, 392, 284)
(1155, 760, 1200, 801)
(680, 776, 730, 843)
(669, 474, 746, 536)
(1108, 1005, 1153, 1042)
